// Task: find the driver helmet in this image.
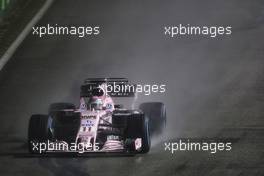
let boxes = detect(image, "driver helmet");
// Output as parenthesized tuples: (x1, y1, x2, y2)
(89, 97, 103, 110)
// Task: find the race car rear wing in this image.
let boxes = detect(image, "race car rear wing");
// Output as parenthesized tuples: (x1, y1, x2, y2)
(81, 78, 135, 97)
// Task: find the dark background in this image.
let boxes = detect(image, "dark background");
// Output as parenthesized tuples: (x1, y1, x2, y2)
(0, 0, 264, 175)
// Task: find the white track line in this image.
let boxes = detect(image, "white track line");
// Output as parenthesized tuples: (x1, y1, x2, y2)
(0, 0, 54, 71)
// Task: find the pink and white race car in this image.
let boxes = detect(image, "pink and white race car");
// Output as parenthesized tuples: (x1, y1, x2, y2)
(28, 78, 166, 154)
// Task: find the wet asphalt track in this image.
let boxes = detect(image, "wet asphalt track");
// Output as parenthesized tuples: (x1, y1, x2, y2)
(0, 0, 264, 175)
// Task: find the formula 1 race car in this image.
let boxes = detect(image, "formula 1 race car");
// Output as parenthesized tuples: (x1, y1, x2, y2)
(28, 78, 166, 154)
